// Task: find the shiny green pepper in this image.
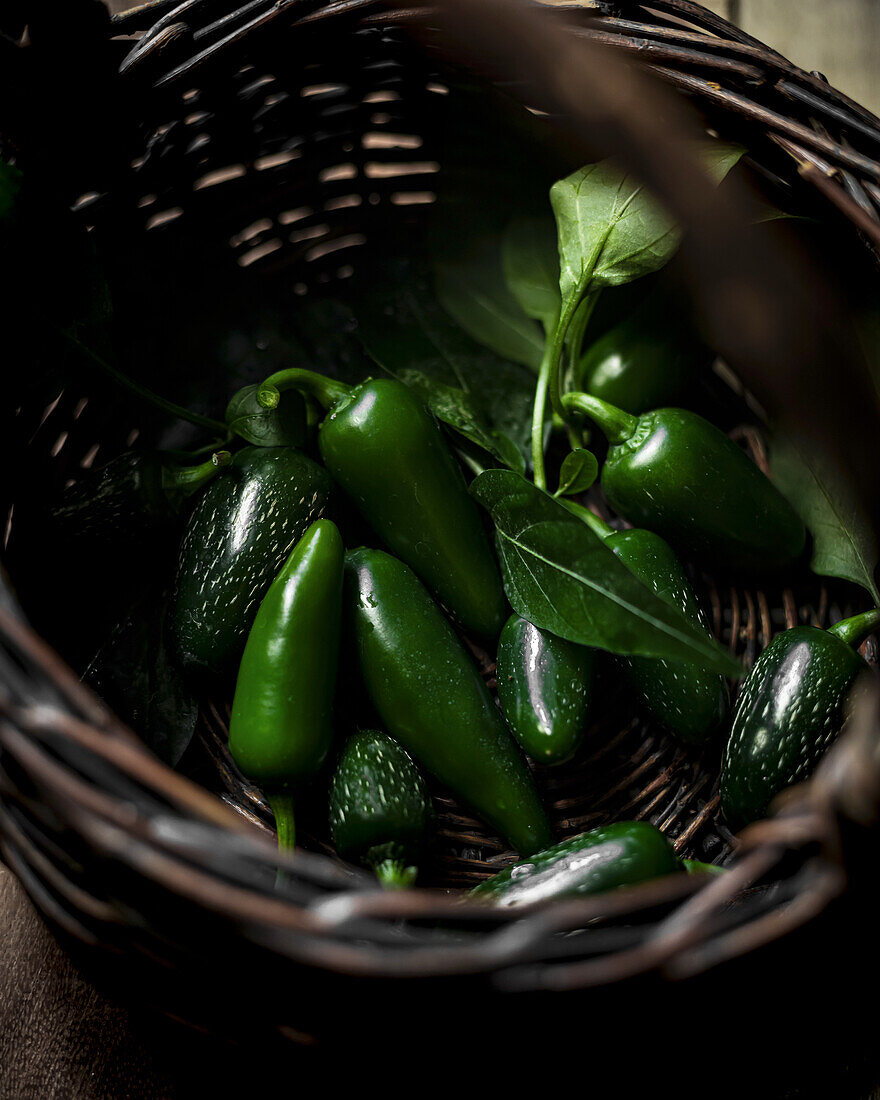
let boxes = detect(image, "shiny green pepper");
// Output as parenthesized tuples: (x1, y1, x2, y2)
(345, 548, 551, 856)
(469, 821, 682, 907)
(257, 371, 506, 638)
(171, 446, 333, 678)
(562, 393, 806, 571)
(576, 289, 709, 414)
(496, 614, 594, 765)
(52, 449, 231, 546)
(571, 506, 728, 745)
(721, 608, 880, 828)
(230, 519, 344, 850)
(329, 729, 432, 889)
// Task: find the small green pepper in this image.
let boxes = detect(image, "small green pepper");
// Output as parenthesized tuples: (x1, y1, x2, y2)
(329, 729, 432, 889)
(171, 446, 333, 678)
(576, 289, 709, 414)
(570, 505, 728, 745)
(496, 614, 594, 765)
(721, 608, 880, 828)
(52, 449, 230, 544)
(469, 821, 682, 907)
(562, 393, 806, 571)
(345, 548, 550, 856)
(257, 371, 506, 638)
(230, 519, 344, 850)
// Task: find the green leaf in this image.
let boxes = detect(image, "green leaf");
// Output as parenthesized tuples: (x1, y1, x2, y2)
(471, 470, 741, 676)
(706, 141, 748, 185)
(551, 161, 678, 306)
(394, 368, 524, 471)
(501, 215, 561, 329)
(555, 449, 598, 497)
(435, 241, 545, 372)
(225, 383, 307, 447)
(771, 432, 880, 603)
(551, 141, 745, 305)
(352, 260, 536, 467)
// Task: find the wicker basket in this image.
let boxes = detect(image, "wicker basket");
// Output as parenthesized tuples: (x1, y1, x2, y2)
(2, 0, 880, 1080)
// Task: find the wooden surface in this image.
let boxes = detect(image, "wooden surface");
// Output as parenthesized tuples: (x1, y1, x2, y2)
(703, 0, 880, 114)
(0, 862, 311, 1098)
(0, 864, 173, 1099)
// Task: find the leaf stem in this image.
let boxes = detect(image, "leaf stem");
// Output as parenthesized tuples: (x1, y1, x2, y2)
(61, 329, 229, 435)
(531, 341, 555, 491)
(561, 498, 615, 540)
(546, 299, 577, 418)
(546, 290, 601, 420)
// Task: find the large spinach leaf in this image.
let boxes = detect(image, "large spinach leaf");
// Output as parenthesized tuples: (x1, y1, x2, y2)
(435, 241, 545, 372)
(394, 368, 524, 472)
(351, 261, 536, 467)
(771, 433, 880, 603)
(550, 141, 744, 310)
(471, 470, 740, 676)
(501, 215, 561, 331)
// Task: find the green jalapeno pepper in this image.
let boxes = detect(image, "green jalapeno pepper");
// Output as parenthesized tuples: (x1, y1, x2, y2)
(469, 821, 682, 907)
(496, 614, 594, 765)
(230, 519, 344, 850)
(345, 547, 550, 856)
(721, 608, 880, 828)
(570, 505, 729, 745)
(328, 728, 432, 889)
(171, 446, 333, 678)
(52, 449, 231, 544)
(576, 289, 709, 414)
(256, 371, 506, 638)
(562, 393, 806, 571)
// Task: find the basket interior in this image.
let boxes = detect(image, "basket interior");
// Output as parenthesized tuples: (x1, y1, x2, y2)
(2, 9, 877, 894)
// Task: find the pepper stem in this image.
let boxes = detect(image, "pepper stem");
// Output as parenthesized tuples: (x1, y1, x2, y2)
(561, 498, 615, 540)
(562, 392, 639, 444)
(257, 369, 350, 412)
(827, 608, 880, 649)
(267, 792, 296, 853)
(683, 859, 728, 876)
(373, 858, 418, 890)
(162, 450, 231, 502)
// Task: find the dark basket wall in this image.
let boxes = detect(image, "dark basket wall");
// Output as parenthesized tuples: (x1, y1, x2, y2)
(1, 0, 880, 1067)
